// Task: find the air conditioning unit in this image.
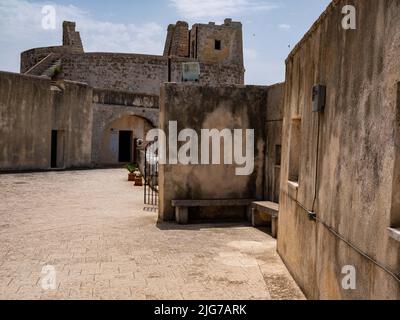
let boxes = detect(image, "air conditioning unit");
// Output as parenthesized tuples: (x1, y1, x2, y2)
(182, 62, 200, 82)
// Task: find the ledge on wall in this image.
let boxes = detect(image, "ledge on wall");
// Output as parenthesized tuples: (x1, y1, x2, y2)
(388, 227, 400, 242)
(287, 181, 299, 200)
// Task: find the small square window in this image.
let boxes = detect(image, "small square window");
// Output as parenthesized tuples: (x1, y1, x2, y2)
(215, 40, 221, 50)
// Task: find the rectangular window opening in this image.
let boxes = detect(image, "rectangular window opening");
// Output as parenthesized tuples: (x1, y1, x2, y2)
(215, 40, 221, 50)
(275, 145, 282, 166)
(288, 119, 302, 184)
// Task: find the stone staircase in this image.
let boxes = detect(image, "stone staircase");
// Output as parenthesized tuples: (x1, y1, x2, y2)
(41, 59, 62, 78)
(24, 53, 62, 79)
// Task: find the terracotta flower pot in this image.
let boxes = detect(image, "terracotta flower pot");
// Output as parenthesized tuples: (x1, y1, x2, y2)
(128, 173, 135, 181)
(134, 176, 143, 186)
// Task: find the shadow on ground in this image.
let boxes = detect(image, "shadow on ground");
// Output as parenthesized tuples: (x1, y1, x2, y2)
(156, 220, 252, 231)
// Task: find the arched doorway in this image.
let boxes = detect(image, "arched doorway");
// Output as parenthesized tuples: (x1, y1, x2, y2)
(99, 115, 153, 166)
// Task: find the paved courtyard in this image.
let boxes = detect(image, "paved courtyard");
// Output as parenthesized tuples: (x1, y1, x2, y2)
(0, 169, 304, 300)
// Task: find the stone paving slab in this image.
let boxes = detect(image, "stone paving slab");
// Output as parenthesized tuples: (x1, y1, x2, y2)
(0, 169, 304, 300)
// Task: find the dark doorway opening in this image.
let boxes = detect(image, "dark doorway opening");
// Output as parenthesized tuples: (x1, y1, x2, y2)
(51, 130, 58, 168)
(119, 131, 132, 163)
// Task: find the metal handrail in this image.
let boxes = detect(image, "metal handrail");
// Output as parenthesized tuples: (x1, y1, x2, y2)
(24, 53, 57, 76)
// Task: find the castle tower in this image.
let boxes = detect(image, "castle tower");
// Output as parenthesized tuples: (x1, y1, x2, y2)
(163, 18, 243, 69)
(163, 21, 189, 57)
(190, 18, 243, 67)
(63, 21, 84, 52)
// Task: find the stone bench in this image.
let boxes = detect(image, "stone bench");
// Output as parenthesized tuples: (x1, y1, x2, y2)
(171, 199, 255, 224)
(251, 201, 279, 238)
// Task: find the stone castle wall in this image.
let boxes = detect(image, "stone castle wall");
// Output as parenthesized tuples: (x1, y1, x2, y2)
(61, 53, 244, 95)
(190, 19, 243, 67)
(21, 21, 84, 74)
(21, 19, 245, 93)
(62, 53, 169, 95)
(158, 83, 268, 222)
(170, 57, 244, 86)
(92, 88, 159, 110)
(91, 88, 159, 165)
(20, 45, 79, 74)
(0, 71, 93, 171)
(278, 0, 400, 299)
(14, 18, 246, 171)
(264, 83, 285, 203)
(62, 21, 84, 51)
(164, 21, 190, 57)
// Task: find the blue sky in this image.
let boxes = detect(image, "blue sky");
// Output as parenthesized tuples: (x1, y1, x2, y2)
(0, 0, 331, 85)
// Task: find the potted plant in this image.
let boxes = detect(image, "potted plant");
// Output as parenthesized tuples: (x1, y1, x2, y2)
(133, 169, 143, 186)
(125, 164, 137, 181)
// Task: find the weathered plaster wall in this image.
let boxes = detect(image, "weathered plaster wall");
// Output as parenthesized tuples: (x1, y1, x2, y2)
(264, 83, 285, 203)
(158, 83, 267, 222)
(0, 71, 93, 171)
(278, 0, 400, 299)
(51, 80, 93, 168)
(392, 83, 400, 228)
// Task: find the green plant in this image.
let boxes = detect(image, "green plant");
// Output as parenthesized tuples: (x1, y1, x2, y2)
(51, 65, 64, 82)
(53, 64, 63, 75)
(125, 163, 138, 173)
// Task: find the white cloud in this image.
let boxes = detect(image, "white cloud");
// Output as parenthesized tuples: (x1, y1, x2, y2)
(0, 0, 164, 72)
(170, 0, 277, 18)
(278, 23, 291, 30)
